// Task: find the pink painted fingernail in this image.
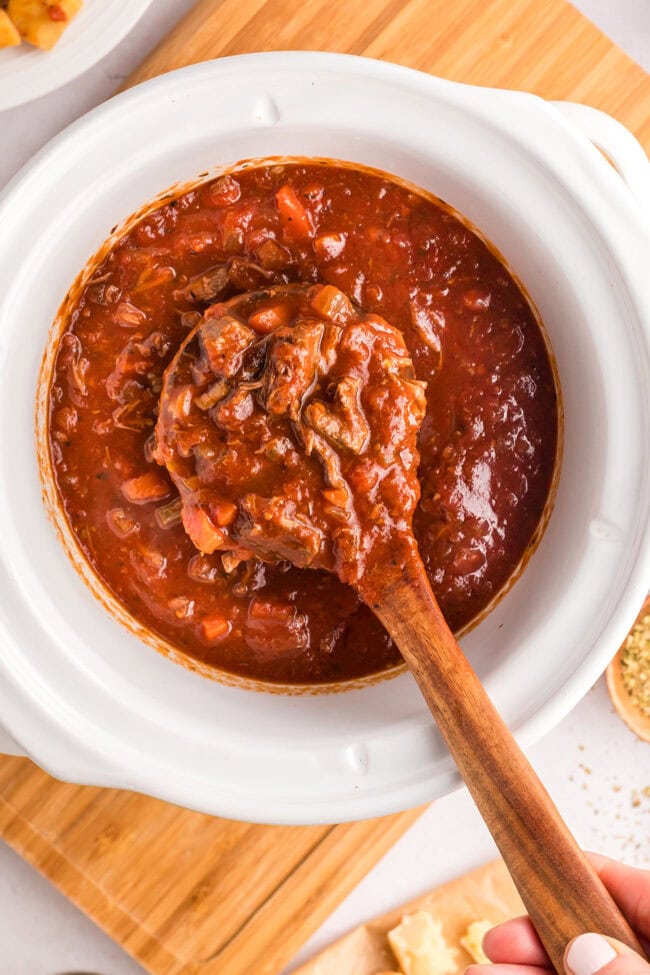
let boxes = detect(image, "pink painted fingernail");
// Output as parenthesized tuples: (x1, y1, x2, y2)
(566, 934, 617, 975)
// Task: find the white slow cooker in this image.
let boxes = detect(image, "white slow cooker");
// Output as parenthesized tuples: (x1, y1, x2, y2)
(0, 53, 648, 824)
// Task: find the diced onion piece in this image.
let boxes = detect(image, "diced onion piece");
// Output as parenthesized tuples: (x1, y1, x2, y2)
(131, 266, 176, 294)
(106, 508, 138, 537)
(114, 302, 146, 328)
(168, 596, 194, 620)
(462, 288, 491, 311)
(248, 303, 292, 334)
(221, 553, 242, 574)
(143, 433, 157, 464)
(187, 554, 219, 584)
(121, 472, 170, 505)
(313, 232, 346, 259)
(195, 379, 229, 411)
(310, 284, 354, 323)
(208, 175, 241, 207)
(275, 185, 314, 239)
(201, 614, 231, 642)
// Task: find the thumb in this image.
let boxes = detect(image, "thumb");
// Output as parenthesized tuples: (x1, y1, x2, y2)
(565, 935, 649, 975)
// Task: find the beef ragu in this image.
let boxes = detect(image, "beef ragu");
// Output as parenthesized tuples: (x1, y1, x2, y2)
(48, 161, 558, 684)
(154, 284, 426, 591)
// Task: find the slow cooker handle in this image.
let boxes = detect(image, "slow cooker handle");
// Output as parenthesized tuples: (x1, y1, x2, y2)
(551, 101, 650, 218)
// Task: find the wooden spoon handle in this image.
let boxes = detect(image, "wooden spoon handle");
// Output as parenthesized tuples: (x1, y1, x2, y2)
(369, 559, 644, 973)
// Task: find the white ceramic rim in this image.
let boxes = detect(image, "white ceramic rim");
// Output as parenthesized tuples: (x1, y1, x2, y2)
(0, 53, 648, 823)
(0, 0, 155, 110)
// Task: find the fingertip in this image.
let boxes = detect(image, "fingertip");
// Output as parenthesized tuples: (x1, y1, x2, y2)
(564, 933, 619, 975)
(482, 917, 549, 967)
(482, 923, 504, 959)
(465, 965, 493, 975)
(465, 965, 551, 975)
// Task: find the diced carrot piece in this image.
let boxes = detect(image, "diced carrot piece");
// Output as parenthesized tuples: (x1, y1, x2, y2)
(248, 303, 292, 334)
(121, 472, 170, 505)
(211, 500, 238, 527)
(201, 614, 231, 642)
(322, 487, 348, 508)
(310, 285, 354, 324)
(248, 599, 294, 623)
(182, 507, 228, 554)
(275, 185, 314, 239)
(313, 232, 346, 259)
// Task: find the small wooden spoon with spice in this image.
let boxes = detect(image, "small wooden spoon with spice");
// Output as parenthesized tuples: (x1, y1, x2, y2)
(607, 594, 650, 743)
(155, 283, 644, 974)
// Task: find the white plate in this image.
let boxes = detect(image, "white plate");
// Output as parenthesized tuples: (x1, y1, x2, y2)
(0, 0, 154, 110)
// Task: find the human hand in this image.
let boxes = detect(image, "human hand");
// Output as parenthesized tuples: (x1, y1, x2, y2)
(469, 854, 650, 975)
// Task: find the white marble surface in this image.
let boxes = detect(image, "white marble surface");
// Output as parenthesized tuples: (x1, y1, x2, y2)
(0, 2, 648, 973)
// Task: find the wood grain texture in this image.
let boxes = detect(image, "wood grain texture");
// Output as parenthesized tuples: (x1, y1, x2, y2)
(0, 756, 423, 975)
(2, 3, 648, 975)
(122, 0, 650, 152)
(370, 560, 643, 974)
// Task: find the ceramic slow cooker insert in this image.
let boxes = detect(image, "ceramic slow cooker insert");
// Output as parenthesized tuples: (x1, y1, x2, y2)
(0, 53, 648, 824)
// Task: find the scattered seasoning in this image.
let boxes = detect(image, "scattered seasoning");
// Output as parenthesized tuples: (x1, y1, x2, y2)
(620, 614, 650, 715)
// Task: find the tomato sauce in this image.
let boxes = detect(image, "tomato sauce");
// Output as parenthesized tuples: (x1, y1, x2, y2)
(48, 162, 558, 684)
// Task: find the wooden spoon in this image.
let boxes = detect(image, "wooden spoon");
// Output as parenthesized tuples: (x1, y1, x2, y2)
(155, 283, 644, 972)
(363, 558, 644, 972)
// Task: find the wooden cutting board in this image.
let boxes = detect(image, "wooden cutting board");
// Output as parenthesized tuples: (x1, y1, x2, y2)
(1, 3, 648, 975)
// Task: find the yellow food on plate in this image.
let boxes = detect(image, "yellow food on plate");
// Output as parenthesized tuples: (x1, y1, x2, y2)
(460, 919, 494, 964)
(388, 912, 458, 975)
(5, 0, 82, 50)
(0, 8, 20, 45)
